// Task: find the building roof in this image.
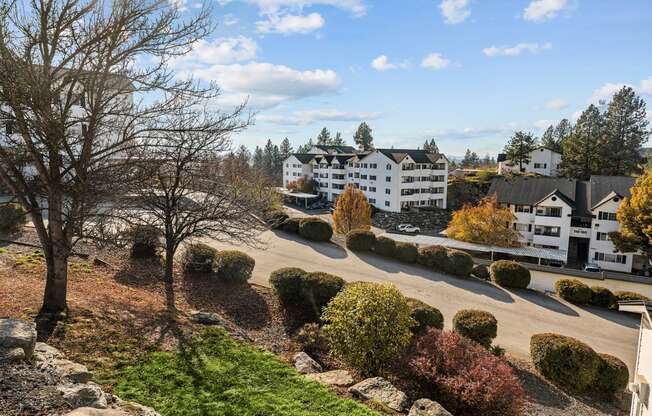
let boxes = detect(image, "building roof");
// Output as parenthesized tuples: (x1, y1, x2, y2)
(488, 175, 637, 218)
(374, 148, 443, 164)
(291, 153, 317, 163)
(312, 145, 356, 154)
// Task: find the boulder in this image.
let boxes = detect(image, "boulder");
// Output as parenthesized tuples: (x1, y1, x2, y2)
(0, 347, 26, 363)
(58, 383, 107, 409)
(306, 370, 354, 386)
(408, 399, 453, 416)
(33, 342, 64, 362)
(65, 409, 129, 416)
(293, 352, 322, 374)
(0, 318, 37, 359)
(51, 359, 92, 383)
(106, 394, 162, 416)
(189, 311, 225, 326)
(349, 377, 409, 412)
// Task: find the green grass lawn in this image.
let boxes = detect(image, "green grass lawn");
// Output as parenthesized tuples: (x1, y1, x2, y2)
(114, 328, 378, 416)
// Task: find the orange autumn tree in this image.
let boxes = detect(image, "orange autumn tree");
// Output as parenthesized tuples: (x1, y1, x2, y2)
(332, 185, 372, 234)
(446, 194, 521, 247)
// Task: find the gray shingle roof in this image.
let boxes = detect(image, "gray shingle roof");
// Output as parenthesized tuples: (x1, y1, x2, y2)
(313, 145, 356, 154)
(292, 153, 317, 163)
(588, 175, 636, 208)
(375, 149, 442, 164)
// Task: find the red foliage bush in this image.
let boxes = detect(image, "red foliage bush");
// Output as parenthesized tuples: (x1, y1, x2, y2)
(407, 328, 525, 416)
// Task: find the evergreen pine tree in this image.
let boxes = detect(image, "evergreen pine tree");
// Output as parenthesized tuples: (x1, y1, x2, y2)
(423, 138, 439, 153)
(252, 146, 264, 170)
(297, 138, 314, 153)
(279, 138, 293, 159)
(332, 132, 346, 146)
(353, 122, 374, 151)
(541, 125, 556, 149)
(553, 119, 572, 153)
(560, 105, 604, 180)
(504, 131, 537, 171)
(316, 127, 331, 145)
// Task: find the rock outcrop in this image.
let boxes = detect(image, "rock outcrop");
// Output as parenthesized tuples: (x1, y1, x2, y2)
(349, 377, 409, 412)
(306, 369, 354, 387)
(408, 399, 453, 416)
(293, 352, 322, 374)
(0, 318, 37, 359)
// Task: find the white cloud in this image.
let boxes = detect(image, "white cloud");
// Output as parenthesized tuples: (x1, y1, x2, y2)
(483, 42, 552, 57)
(256, 12, 325, 34)
(169, 37, 257, 68)
(640, 76, 652, 95)
(222, 14, 240, 26)
(421, 53, 450, 70)
(543, 99, 569, 111)
(523, 0, 571, 22)
(370, 55, 409, 71)
(588, 83, 630, 104)
(534, 119, 553, 129)
(258, 109, 382, 125)
(220, 0, 366, 17)
(439, 0, 470, 24)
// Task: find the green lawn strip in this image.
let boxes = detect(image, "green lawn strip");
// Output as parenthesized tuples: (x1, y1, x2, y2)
(115, 328, 378, 416)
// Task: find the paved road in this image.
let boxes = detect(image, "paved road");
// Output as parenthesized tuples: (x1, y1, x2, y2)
(206, 230, 640, 371)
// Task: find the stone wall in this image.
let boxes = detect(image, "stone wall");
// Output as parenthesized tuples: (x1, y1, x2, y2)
(372, 209, 451, 233)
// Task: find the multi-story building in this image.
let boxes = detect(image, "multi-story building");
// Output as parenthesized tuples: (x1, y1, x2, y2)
(497, 146, 562, 176)
(488, 175, 645, 273)
(619, 300, 652, 416)
(282, 147, 449, 213)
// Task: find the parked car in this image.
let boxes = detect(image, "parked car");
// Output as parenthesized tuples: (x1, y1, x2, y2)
(584, 263, 602, 273)
(397, 224, 420, 233)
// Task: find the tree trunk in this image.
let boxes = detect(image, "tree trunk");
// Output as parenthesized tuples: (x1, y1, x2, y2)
(164, 243, 177, 318)
(40, 244, 69, 316)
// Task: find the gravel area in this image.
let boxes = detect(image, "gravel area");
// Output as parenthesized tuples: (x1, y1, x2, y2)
(0, 361, 71, 416)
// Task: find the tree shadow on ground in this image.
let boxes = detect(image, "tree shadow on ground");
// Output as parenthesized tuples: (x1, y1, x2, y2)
(510, 288, 579, 317)
(181, 273, 271, 330)
(575, 304, 640, 329)
(512, 362, 572, 410)
(112, 257, 165, 290)
(270, 230, 347, 260)
(351, 251, 516, 304)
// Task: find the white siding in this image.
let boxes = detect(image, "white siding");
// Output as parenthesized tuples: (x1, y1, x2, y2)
(589, 197, 635, 273)
(498, 148, 562, 176)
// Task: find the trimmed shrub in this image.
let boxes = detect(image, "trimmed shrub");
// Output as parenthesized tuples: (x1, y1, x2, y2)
(453, 309, 498, 348)
(614, 291, 650, 302)
(182, 243, 217, 273)
(298, 217, 333, 242)
(302, 272, 345, 318)
(345, 229, 376, 252)
(130, 225, 161, 259)
(447, 249, 473, 277)
(417, 245, 449, 269)
(530, 333, 601, 392)
(590, 286, 617, 308)
(214, 250, 255, 283)
(0, 203, 27, 235)
(281, 217, 301, 233)
(408, 328, 525, 416)
(270, 267, 308, 306)
(295, 323, 327, 356)
(490, 260, 531, 289)
(407, 298, 444, 334)
(266, 209, 289, 229)
(373, 236, 396, 257)
(322, 282, 415, 375)
(595, 353, 629, 397)
(472, 264, 490, 280)
(394, 241, 418, 263)
(555, 279, 592, 304)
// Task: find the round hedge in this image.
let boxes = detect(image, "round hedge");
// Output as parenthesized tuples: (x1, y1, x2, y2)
(394, 241, 418, 263)
(417, 245, 449, 270)
(453, 309, 497, 348)
(590, 286, 617, 308)
(530, 333, 600, 393)
(345, 229, 377, 252)
(595, 353, 629, 397)
(281, 217, 301, 233)
(322, 282, 415, 375)
(447, 249, 474, 277)
(472, 264, 490, 280)
(614, 291, 650, 302)
(555, 279, 592, 304)
(0, 203, 27, 235)
(407, 298, 444, 334)
(490, 260, 531, 289)
(299, 217, 333, 242)
(214, 250, 255, 283)
(302, 271, 345, 318)
(182, 243, 217, 273)
(373, 236, 396, 257)
(270, 267, 307, 306)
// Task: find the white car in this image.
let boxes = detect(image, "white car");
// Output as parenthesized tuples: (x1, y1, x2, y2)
(398, 224, 420, 233)
(584, 263, 602, 273)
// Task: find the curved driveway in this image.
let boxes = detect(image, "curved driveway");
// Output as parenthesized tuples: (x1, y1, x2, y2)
(206, 230, 640, 371)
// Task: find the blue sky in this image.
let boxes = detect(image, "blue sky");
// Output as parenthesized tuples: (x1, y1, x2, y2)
(172, 0, 652, 157)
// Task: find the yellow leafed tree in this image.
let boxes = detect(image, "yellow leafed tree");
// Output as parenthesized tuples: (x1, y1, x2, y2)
(610, 170, 652, 263)
(446, 194, 520, 247)
(332, 185, 372, 234)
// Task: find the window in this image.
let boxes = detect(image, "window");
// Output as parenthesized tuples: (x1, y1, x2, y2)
(534, 163, 547, 169)
(515, 205, 531, 213)
(385, 201, 390, 207)
(432, 187, 444, 194)
(370, 175, 377, 181)
(598, 211, 617, 221)
(386, 176, 391, 182)
(421, 188, 429, 193)
(536, 206, 562, 217)
(433, 163, 446, 170)
(369, 187, 376, 192)
(286, 163, 289, 167)
(386, 164, 392, 170)
(535, 225, 561, 237)
(594, 252, 627, 264)
(514, 223, 530, 232)
(360, 185, 367, 191)
(370, 163, 377, 169)
(369, 198, 376, 204)
(348, 172, 353, 178)
(354, 172, 359, 178)
(361, 174, 367, 180)
(432, 175, 445, 182)
(385, 189, 391, 195)
(596, 232, 610, 241)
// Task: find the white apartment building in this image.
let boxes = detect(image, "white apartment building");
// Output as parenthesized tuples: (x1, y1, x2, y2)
(282, 146, 449, 213)
(497, 146, 562, 176)
(619, 301, 652, 416)
(488, 175, 645, 273)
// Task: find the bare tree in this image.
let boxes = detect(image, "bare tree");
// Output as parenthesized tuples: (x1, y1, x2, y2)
(119, 104, 279, 315)
(0, 0, 214, 322)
